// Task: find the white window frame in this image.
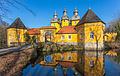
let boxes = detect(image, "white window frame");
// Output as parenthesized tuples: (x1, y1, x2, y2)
(18, 35, 21, 39)
(61, 35, 65, 40)
(68, 35, 71, 40)
(68, 56, 71, 60)
(90, 32, 94, 39)
(61, 55, 65, 60)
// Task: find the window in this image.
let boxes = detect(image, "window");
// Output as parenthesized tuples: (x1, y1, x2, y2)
(111, 37, 114, 40)
(68, 35, 71, 40)
(61, 35, 65, 40)
(64, 20, 65, 22)
(29, 36, 31, 39)
(90, 60, 94, 68)
(64, 23, 65, 25)
(54, 24, 55, 26)
(80, 33, 82, 40)
(68, 56, 71, 60)
(62, 55, 65, 60)
(90, 32, 94, 39)
(80, 57, 82, 64)
(75, 21, 76, 24)
(18, 35, 21, 39)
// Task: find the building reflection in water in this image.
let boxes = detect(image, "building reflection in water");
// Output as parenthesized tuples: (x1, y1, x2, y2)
(40, 50, 105, 76)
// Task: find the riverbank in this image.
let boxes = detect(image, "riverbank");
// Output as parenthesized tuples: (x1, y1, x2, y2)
(104, 41, 120, 51)
(0, 48, 37, 76)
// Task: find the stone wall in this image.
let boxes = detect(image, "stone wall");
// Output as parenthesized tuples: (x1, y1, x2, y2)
(56, 42, 78, 45)
(84, 42, 104, 50)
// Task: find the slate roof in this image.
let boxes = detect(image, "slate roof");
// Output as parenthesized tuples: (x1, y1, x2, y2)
(56, 26, 77, 34)
(8, 17, 27, 29)
(70, 9, 80, 20)
(51, 12, 59, 23)
(28, 28, 40, 35)
(61, 9, 69, 20)
(76, 9, 105, 26)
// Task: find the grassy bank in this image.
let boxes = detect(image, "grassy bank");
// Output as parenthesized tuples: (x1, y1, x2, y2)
(104, 41, 120, 51)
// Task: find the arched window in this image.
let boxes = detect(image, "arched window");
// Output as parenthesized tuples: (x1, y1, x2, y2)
(111, 37, 114, 40)
(90, 32, 94, 39)
(75, 21, 76, 24)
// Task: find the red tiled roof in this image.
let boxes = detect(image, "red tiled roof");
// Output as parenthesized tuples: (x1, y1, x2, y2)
(56, 26, 77, 34)
(58, 62, 76, 68)
(40, 26, 57, 29)
(28, 28, 40, 35)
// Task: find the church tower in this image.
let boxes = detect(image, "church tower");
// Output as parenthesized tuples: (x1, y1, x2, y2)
(61, 9, 69, 27)
(51, 11, 60, 32)
(70, 9, 80, 26)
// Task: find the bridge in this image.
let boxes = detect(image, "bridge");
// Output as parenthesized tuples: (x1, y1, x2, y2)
(0, 45, 32, 56)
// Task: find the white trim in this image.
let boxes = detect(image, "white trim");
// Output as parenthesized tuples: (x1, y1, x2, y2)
(68, 56, 71, 60)
(61, 35, 65, 40)
(68, 35, 71, 40)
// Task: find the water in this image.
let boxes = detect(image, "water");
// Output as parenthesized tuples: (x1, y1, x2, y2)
(23, 51, 120, 76)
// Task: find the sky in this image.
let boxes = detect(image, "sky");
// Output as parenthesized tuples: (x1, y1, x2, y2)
(3, 0, 120, 28)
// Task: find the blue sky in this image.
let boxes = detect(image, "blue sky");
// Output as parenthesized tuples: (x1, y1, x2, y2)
(3, 0, 120, 28)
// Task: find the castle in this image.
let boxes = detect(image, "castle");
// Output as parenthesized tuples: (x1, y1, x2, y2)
(7, 8, 117, 50)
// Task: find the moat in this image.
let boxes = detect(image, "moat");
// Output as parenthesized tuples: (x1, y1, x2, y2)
(23, 50, 120, 76)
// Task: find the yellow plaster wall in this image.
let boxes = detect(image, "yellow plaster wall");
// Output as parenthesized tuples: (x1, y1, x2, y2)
(40, 29, 56, 42)
(104, 33, 117, 41)
(71, 20, 79, 26)
(55, 34, 78, 43)
(53, 53, 80, 62)
(84, 22, 105, 42)
(61, 20, 69, 27)
(51, 22, 60, 32)
(7, 28, 27, 44)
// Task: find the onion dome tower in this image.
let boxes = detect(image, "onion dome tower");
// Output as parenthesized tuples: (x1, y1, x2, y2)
(70, 9, 80, 26)
(61, 9, 69, 27)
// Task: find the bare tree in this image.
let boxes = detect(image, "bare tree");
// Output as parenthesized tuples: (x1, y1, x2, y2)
(0, 21, 9, 48)
(0, 0, 36, 20)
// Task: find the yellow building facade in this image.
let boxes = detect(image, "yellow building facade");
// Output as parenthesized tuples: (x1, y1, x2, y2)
(7, 17, 27, 46)
(40, 50, 104, 76)
(7, 9, 117, 50)
(104, 32, 117, 42)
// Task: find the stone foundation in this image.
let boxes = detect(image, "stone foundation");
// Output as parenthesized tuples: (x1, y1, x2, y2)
(8, 42, 26, 47)
(56, 42, 78, 45)
(84, 42, 104, 50)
